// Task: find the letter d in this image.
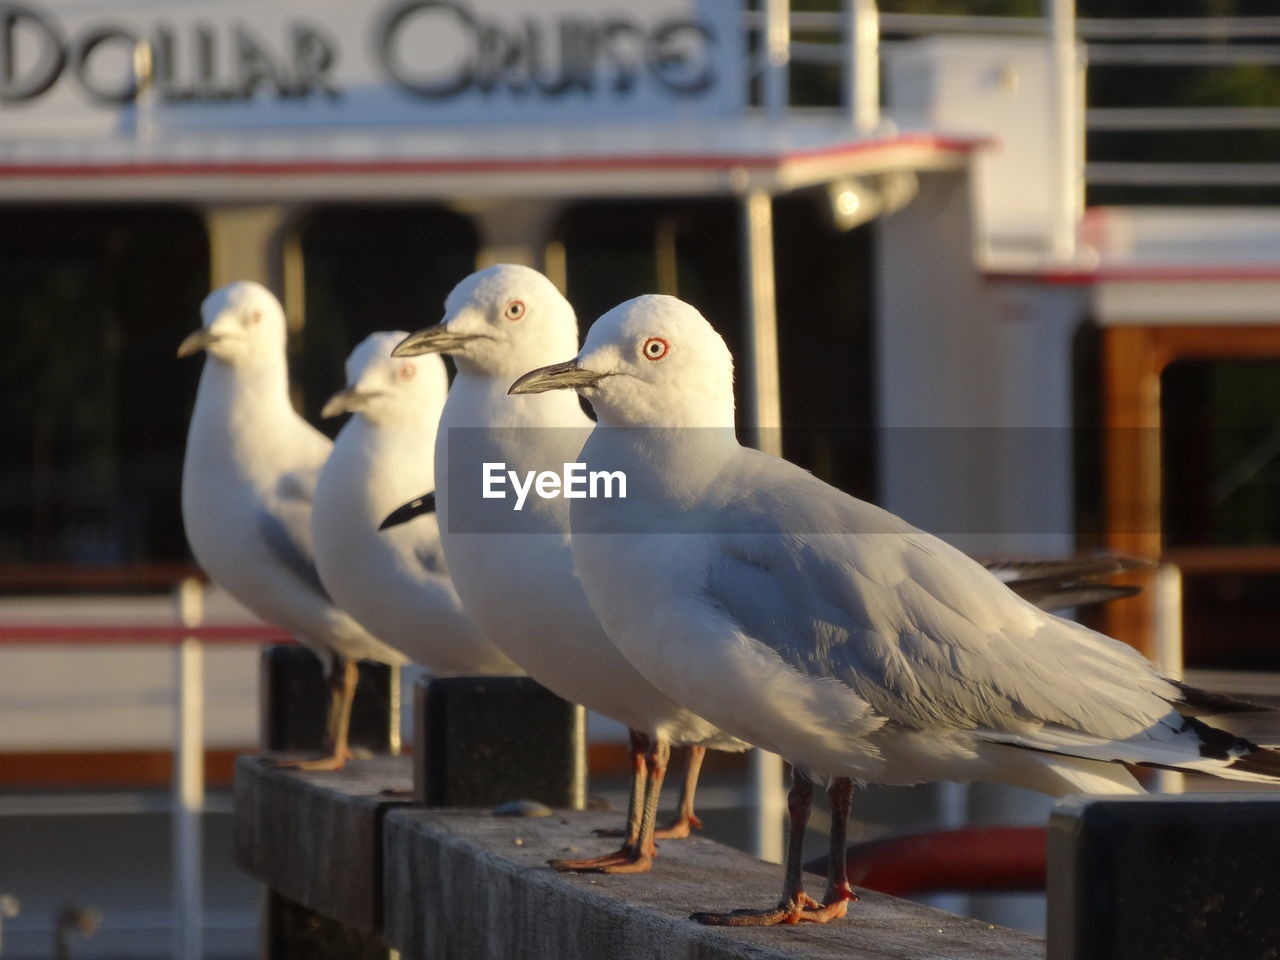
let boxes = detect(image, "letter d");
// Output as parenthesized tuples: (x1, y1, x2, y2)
(1, 2, 66, 103)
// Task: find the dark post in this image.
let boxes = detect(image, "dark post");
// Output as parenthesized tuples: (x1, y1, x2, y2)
(257, 645, 400, 960)
(259, 645, 398, 755)
(1047, 794, 1280, 960)
(414, 675, 586, 809)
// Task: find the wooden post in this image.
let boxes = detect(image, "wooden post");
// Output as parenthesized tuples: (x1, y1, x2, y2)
(255, 646, 401, 959)
(414, 675, 586, 809)
(259, 645, 398, 756)
(1048, 794, 1280, 960)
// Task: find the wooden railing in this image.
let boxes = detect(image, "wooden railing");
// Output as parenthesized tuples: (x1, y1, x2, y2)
(234, 677, 1042, 960)
(234, 662, 1280, 960)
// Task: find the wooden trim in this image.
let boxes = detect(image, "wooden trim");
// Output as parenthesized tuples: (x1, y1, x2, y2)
(1163, 546, 1280, 576)
(0, 626, 291, 645)
(1098, 324, 1280, 655)
(0, 563, 204, 591)
(0, 749, 248, 789)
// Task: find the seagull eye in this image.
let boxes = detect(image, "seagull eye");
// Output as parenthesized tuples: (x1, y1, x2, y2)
(398, 363, 416, 381)
(249, 310, 262, 325)
(504, 300, 526, 321)
(642, 337, 669, 361)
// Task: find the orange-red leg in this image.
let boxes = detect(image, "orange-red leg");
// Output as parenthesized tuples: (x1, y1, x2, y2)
(598, 743, 707, 841)
(552, 735, 670, 875)
(276, 656, 358, 772)
(591, 729, 650, 848)
(692, 771, 858, 926)
(654, 745, 706, 839)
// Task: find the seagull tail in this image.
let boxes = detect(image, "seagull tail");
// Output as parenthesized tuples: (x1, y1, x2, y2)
(1221, 744, 1280, 780)
(1172, 683, 1280, 748)
(1140, 715, 1280, 785)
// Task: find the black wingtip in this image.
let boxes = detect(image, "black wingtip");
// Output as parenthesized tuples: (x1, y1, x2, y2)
(379, 491, 436, 531)
(1227, 745, 1280, 779)
(1175, 682, 1276, 716)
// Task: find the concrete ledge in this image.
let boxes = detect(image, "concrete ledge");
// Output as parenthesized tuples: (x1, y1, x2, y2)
(383, 809, 1043, 960)
(233, 754, 414, 933)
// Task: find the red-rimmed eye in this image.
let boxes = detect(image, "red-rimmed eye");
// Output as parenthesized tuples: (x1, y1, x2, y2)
(504, 300, 526, 321)
(642, 337, 669, 361)
(398, 363, 416, 381)
(249, 310, 262, 325)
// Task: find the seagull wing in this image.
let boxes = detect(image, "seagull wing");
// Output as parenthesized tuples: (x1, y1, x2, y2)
(983, 554, 1146, 611)
(981, 554, 1149, 583)
(259, 464, 331, 602)
(698, 449, 1280, 780)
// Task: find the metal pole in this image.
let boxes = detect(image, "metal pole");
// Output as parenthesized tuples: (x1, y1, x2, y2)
(133, 39, 155, 146)
(1046, 0, 1081, 262)
(1153, 564, 1184, 794)
(763, 0, 790, 119)
(739, 187, 786, 864)
(173, 578, 204, 960)
(845, 0, 881, 134)
(740, 189, 782, 457)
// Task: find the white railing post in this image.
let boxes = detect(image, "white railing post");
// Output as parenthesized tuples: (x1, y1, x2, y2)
(845, 0, 881, 134)
(739, 185, 787, 863)
(763, 0, 790, 119)
(1046, 0, 1082, 262)
(1153, 564, 1184, 795)
(133, 38, 155, 146)
(173, 578, 205, 960)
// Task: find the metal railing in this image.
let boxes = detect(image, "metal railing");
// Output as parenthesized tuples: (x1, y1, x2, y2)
(0, 580, 289, 960)
(746, 4, 1280, 194)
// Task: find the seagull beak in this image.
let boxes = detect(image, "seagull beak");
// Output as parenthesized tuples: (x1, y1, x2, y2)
(320, 388, 379, 419)
(392, 323, 481, 357)
(508, 360, 607, 396)
(380, 491, 436, 531)
(177, 328, 219, 358)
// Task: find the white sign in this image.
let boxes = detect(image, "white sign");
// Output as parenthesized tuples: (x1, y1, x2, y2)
(0, 0, 746, 135)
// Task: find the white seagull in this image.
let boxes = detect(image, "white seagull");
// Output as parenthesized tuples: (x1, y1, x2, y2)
(312, 332, 521, 677)
(387, 265, 749, 872)
(509, 294, 1280, 925)
(179, 282, 408, 770)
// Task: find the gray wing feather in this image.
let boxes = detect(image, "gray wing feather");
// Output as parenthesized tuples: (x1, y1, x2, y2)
(700, 454, 1176, 744)
(983, 554, 1147, 611)
(258, 470, 331, 602)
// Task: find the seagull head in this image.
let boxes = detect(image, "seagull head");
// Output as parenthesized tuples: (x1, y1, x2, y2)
(508, 294, 735, 428)
(321, 331, 448, 426)
(177, 281, 286, 367)
(391, 264, 579, 379)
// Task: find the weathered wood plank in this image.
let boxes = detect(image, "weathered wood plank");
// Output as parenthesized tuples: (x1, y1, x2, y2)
(383, 808, 1043, 960)
(233, 754, 414, 933)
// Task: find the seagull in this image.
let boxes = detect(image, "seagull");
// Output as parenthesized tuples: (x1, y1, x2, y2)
(509, 293, 1280, 925)
(387, 265, 749, 873)
(311, 332, 521, 677)
(179, 281, 409, 770)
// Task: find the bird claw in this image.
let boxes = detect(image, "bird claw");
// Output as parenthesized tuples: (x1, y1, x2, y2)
(691, 892, 850, 927)
(548, 847, 653, 874)
(271, 749, 352, 772)
(653, 811, 703, 839)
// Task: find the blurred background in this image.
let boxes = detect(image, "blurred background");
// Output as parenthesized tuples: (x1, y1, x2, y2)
(2, 0, 1279, 956)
